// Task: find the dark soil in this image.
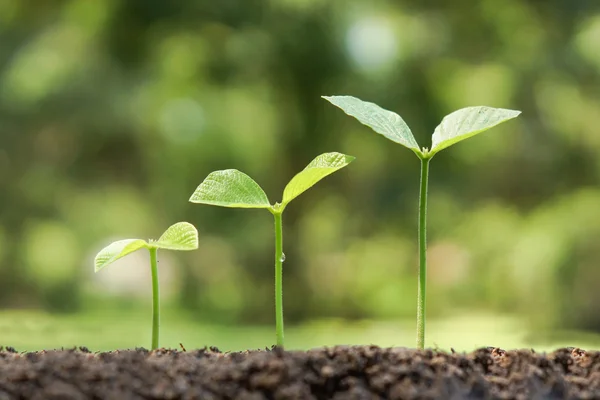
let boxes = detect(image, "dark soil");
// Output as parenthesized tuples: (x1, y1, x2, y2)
(0, 345, 598, 399)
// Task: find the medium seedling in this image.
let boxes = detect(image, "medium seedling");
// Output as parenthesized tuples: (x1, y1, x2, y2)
(323, 95, 521, 349)
(189, 152, 354, 347)
(94, 222, 199, 350)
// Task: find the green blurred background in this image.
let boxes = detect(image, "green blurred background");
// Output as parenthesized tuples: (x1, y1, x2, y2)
(2, 0, 600, 351)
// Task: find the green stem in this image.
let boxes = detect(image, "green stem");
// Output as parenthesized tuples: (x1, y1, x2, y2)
(149, 247, 160, 350)
(417, 157, 430, 349)
(273, 211, 285, 347)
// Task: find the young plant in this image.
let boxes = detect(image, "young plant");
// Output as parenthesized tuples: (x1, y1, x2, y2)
(189, 152, 354, 347)
(323, 95, 521, 349)
(94, 222, 199, 350)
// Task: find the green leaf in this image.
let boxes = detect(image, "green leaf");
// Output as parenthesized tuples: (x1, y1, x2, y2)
(154, 222, 199, 251)
(322, 95, 421, 155)
(429, 106, 521, 156)
(189, 169, 271, 208)
(282, 152, 355, 206)
(94, 239, 148, 272)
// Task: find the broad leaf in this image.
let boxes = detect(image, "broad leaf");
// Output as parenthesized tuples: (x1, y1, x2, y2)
(94, 239, 148, 272)
(189, 169, 271, 208)
(430, 106, 521, 156)
(282, 152, 354, 205)
(322, 95, 421, 155)
(154, 222, 199, 251)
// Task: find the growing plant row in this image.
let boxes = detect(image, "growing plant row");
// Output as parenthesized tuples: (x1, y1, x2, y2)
(95, 95, 521, 350)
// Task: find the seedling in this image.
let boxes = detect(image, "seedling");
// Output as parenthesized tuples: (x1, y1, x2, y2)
(189, 152, 354, 347)
(323, 95, 521, 349)
(94, 222, 199, 350)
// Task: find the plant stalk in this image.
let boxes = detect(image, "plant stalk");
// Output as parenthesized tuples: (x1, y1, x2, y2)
(149, 247, 160, 350)
(273, 211, 285, 347)
(417, 157, 430, 349)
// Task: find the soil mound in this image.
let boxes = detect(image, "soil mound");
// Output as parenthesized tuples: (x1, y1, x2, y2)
(0, 345, 598, 399)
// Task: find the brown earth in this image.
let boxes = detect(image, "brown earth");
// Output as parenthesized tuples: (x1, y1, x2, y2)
(0, 345, 598, 399)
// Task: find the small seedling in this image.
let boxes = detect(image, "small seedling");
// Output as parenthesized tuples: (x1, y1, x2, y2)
(94, 222, 199, 350)
(189, 152, 354, 347)
(323, 95, 521, 349)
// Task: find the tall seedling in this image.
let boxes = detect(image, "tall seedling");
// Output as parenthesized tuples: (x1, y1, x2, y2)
(189, 152, 354, 347)
(95, 222, 199, 350)
(323, 95, 521, 349)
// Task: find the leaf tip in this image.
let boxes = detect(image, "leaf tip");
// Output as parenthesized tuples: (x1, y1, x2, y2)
(322, 95, 348, 104)
(498, 108, 522, 119)
(93, 249, 107, 273)
(497, 108, 522, 124)
(93, 253, 108, 273)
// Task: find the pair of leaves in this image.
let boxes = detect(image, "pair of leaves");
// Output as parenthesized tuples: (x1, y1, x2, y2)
(189, 152, 354, 211)
(95, 153, 353, 270)
(94, 222, 199, 272)
(322, 96, 521, 158)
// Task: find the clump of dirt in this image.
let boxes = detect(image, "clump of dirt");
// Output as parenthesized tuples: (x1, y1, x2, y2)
(0, 345, 598, 399)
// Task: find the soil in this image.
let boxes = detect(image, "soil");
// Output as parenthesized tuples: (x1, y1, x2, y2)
(0, 345, 598, 399)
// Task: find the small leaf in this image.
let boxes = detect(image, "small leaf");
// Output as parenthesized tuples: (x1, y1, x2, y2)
(282, 152, 354, 206)
(154, 222, 199, 251)
(323, 95, 421, 155)
(94, 239, 148, 272)
(430, 106, 521, 156)
(189, 169, 271, 208)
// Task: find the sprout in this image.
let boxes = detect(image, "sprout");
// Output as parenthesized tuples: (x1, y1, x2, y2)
(323, 95, 521, 349)
(189, 152, 354, 347)
(94, 222, 199, 350)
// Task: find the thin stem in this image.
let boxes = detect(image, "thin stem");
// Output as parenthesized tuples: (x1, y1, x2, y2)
(273, 211, 285, 347)
(417, 157, 430, 349)
(149, 247, 160, 350)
